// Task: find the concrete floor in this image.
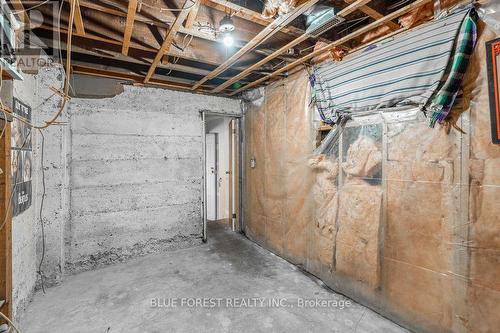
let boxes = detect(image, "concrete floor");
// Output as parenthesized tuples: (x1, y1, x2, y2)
(21, 222, 408, 333)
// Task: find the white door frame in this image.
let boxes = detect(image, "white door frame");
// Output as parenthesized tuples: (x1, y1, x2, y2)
(205, 132, 218, 221)
(201, 111, 242, 242)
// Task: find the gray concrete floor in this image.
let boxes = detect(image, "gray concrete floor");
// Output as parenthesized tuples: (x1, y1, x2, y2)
(21, 222, 408, 333)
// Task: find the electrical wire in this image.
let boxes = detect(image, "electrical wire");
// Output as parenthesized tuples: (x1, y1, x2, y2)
(12, 0, 51, 14)
(138, 0, 197, 13)
(338, 16, 370, 35)
(31, 0, 76, 129)
(388, 0, 413, 10)
(36, 129, 46, 294)
(165, 33, 194, 76)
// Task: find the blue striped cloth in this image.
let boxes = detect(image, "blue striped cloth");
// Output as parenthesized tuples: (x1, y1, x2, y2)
(311, 5, 472, 125)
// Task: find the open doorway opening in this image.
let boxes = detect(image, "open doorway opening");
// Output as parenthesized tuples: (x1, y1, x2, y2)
(203, 113, 241, 241)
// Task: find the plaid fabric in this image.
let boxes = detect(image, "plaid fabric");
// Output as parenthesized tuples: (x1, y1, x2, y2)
(428, 9, 478, 127)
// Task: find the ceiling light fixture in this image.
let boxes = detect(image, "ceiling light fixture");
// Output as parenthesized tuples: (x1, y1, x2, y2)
(223, 33, 234, 47)
(219, 15, 235, 33)
(219, 14, 235, 48)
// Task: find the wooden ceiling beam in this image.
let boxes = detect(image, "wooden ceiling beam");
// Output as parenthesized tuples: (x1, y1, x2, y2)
(35, 24, 269, 78)
(344, 0, 400, 30)
(71, 65, 220, 94)
(68, 0, 305, 63)
(35, 24, 212, 66)
(9, 0, 30, 26)
(212, 0, 374, 93)
(74, 0, 86, 35)
(230, 0, 433, 96)
(122, 0, 138, 55)
(192, 0, 320, 91)
(144, 0, 198, 83)
(48, 35, 256, 83)
(185, 0, 200, 29)
(202, 0, 312, 40)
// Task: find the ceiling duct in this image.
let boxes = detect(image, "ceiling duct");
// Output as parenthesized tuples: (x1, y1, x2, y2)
(305, 5, 345, 38)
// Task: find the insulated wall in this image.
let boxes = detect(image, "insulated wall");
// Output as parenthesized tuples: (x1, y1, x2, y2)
(244, 23, 499, 333)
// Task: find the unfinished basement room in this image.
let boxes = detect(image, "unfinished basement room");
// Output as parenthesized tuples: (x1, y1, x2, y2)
(0, 0, 498, 332)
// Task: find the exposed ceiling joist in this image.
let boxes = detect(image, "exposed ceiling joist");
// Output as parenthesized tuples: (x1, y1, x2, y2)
(10, 0, 30, 26)
(36, 24, 213, 66)
(202, 0, 311, 40)
(71, 0, 278, 62)
(212, 0, 374, 93)
(122, 0, 138, 55)
(73, 0, 86, 35)
(43, 33, 253, 84)
(230, 0, 433, 96)
(144, 0, 199, 83)
(185, 1, 201, 29)
(57, 37, 257, 83)
(344, 0, 400, 30)
(72, 65, 220, 94)
(192, 0, 321, 91)
(36, 23, 270, 79)
(340, 0, 376, 16)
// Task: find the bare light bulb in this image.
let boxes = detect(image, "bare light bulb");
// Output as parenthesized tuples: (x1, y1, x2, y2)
(223, 34, 234, 47)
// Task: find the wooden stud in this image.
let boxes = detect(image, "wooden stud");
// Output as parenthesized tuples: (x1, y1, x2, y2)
(122, 0, 138, 55)
(144, 0, 198, 83)
(0, 120, 12, 320)
(192, 0, 321, 91)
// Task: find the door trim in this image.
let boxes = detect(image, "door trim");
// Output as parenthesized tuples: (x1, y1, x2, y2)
(201, 111, 242, 242)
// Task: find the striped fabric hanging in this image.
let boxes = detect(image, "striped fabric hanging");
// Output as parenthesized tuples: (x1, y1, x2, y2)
(311, 5, 476, 128)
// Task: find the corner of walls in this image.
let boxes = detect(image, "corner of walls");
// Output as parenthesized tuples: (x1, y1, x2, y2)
(9, 65, 71, 322)
(9, 73, 38, 321)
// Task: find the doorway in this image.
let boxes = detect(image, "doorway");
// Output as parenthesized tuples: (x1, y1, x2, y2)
(203, 113, 241, 241)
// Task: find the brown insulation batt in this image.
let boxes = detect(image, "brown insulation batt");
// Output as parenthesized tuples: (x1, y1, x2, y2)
(243, 21, 499, 333)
